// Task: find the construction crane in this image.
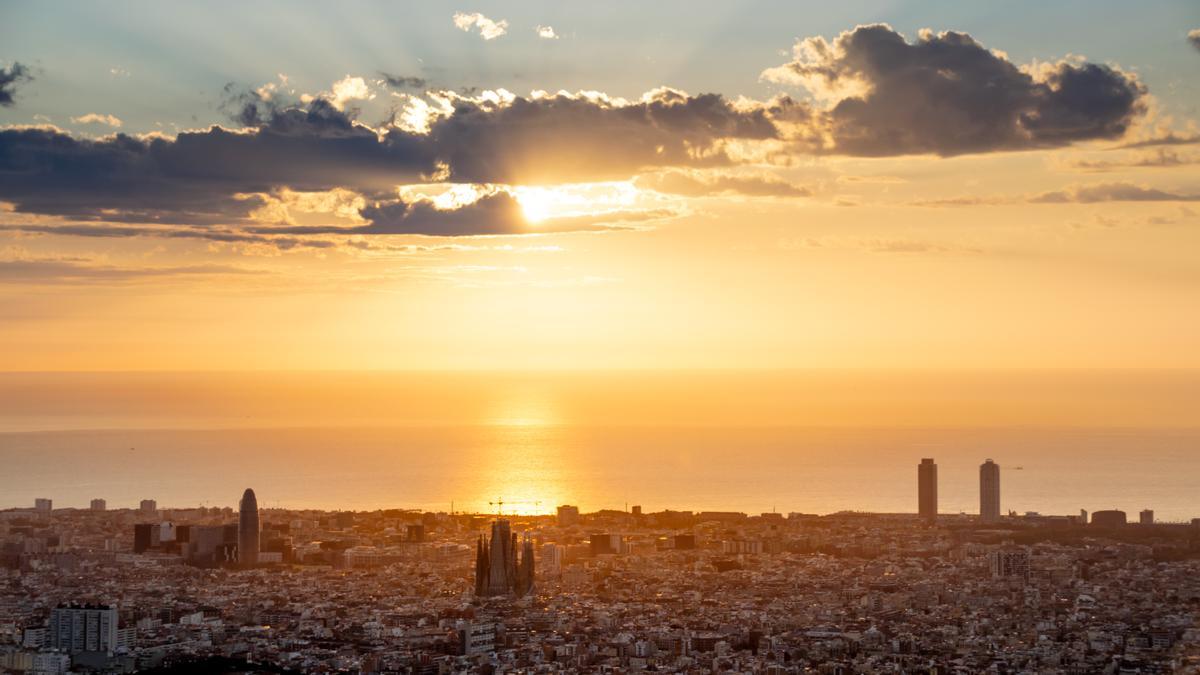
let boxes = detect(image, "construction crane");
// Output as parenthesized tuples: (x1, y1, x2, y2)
(487, 498, 542, 516)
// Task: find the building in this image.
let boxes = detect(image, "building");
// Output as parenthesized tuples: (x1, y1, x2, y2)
(188, 525, 237, 566)
(1140, 509, 1154, 525)
(1091, 510, 1127, 527)
(139, 499, 157, 516)
(918, 458, 937, 523)
(474, 519, 535, 597)
(980, 459, 1001, 523)
(49, 604, 119, 654)
(540, 543, 564, 577)
(90, 498, 106, 511)
(457, 621, 496, 656)
(989, 549, 1030, 582)
(238, 488, 260, 568)
(34, 498, 52, 512)
(133, 523, 154, 553)
(590, 532, 623, 555)
(557, 504, 580, 527)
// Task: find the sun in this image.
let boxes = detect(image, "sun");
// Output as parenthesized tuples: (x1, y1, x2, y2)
(516, 189, 555, 223)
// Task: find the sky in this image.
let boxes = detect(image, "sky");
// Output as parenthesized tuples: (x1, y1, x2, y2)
(1, 1, 1199, 372)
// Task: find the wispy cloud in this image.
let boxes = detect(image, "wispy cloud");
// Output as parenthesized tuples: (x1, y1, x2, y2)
(0, 257, 266, 284)
(1030, 182, 1200, 203)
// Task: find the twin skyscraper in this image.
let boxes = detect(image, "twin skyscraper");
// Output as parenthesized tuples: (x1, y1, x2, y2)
(918, 458, 1001, 523)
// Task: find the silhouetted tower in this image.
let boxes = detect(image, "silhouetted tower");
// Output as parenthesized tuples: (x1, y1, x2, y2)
(474, 520, 535, 597)
(980, 459, 1001, 523)
(918, 458, 937, 524)
(238, 488, 260, 568)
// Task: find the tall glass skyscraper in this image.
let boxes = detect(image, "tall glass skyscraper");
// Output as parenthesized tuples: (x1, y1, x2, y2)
(918, 458, 937, 523)
(980, 459, 1001, 523)
(238, 488, 259, 568)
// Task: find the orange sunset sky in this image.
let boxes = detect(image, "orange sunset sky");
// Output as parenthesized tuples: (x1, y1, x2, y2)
(1, 1, 1198, 374)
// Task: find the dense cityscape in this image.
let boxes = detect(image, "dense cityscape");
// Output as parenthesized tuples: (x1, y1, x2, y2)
(3, 459, 1200, 674)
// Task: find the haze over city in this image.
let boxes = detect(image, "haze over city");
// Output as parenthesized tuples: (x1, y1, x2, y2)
(2, 1, 1200, 673)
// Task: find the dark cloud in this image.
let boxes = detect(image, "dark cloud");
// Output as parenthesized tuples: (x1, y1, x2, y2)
(0, 100, 436, 224)
(0, 27, 1166, 240)
(428, 89, 781, 184)
(0, 258, 264, 284)
(359, 192, 527, 236)
(380, 72, 428, 89)
(634, 171, 810, 197)
(1030, 182, 1200, 203)
(1, 89, 781, 233)
(251, 192, 668, 237)
(0, 62, 33, 107)
(1189, 29, 1200, 53)
(764, 25, 1146, 156)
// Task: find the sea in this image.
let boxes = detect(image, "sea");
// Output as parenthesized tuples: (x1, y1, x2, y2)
(0, 371, 1197, 520)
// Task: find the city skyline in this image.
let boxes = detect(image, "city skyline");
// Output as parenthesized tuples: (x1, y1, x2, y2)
(2, 2, 1199, 671)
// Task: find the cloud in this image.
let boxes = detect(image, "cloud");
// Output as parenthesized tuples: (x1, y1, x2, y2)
(327, 75, 374, 111)
(535, 25, 559, 40)
(453, 12, 508, 40)
(0, 100, 438, 225)
(1118, 132, 1200, 149)
(0, 62, 33, 107)
(634, 170, 809, 197)
(782, 236, 982, 254)
(247, 191, 667, 237)
(0, 222, 342, 251)
(71, 113, 123, 128)
(1, 87, 784, 233)
(1030, 182, 1200, 203)
(1189, 29, 1200, 52)
(428, 88, 782, 184)
(1067, 149, 1195, 171)
(0, 258, 265, 284)
(762, 24, 1146, 156)
(908, 196, 1015, 207)
(380, 72, 427, 90)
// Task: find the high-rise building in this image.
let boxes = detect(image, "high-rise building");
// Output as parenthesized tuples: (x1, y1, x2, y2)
(49, 604, 119, 654)
(918, 458, 937, 523)
(979, 459, 1000, 523)
(139, 499, 157, 515)
(556, 505, 580, 527)
(474, 519, 534, 597)
(90, 498, 106, 511)
(1140, 509, 1154, 525)
(238, 488, 260, 568)
(133, 523, 153, 553)
(34, 498, 52, 512)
